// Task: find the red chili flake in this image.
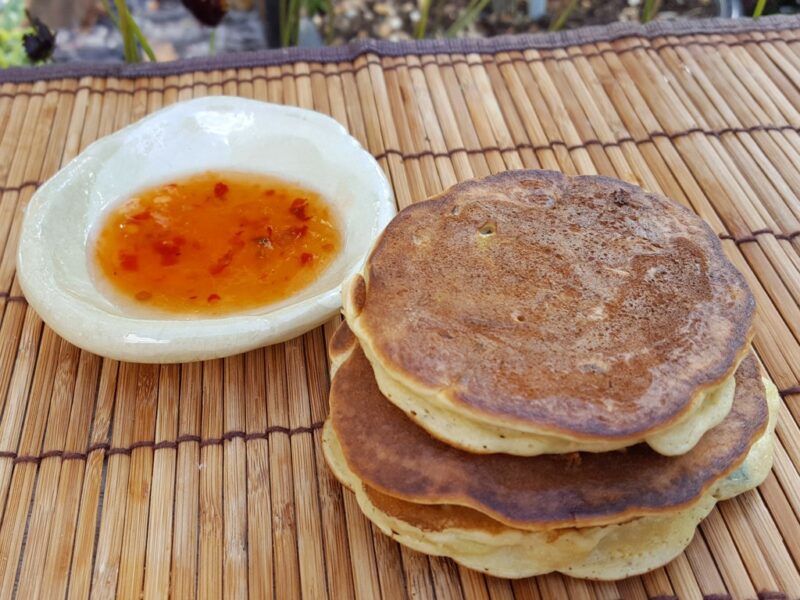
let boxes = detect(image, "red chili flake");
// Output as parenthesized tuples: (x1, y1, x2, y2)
(214, 182, 229, 198)
(131, 210, 151, 221)
(207, 293, 221, 302)
(209, 250, 234, 275)
(287, 225, 308, 239)
(135, 291, 152, 301)
(153, 239, 181, 266)
(300, 252, 314, 265)
(322, 243, 334, 251)
(119, 252, 138, 271)
(264, 189, 275, 196)
(289, 198, 311, 221)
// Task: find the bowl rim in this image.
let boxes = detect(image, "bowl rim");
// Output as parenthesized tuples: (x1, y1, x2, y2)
(17, 96, 396, 363)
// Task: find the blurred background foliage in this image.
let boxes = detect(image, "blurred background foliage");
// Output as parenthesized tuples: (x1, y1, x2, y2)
(0, 0, 32, 67)
(1, 0, 797, 67)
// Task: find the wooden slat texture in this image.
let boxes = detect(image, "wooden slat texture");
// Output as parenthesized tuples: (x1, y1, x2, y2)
(0, 19, 799, 599)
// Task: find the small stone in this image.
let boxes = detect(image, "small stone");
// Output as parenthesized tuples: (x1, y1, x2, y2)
(375, 21, 392, 37)
(618, 6, 639, 21)
(628, 0, 641, 6)
(654, 10, 679, 20)
(152, 41, 177, 61)
(374, 2, 393, 16)
(388, 15, 403, 30)
(333, 15, 350, 31)
(409, 9, 420, 22)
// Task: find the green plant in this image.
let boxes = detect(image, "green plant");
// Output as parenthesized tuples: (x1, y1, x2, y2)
(304, 0, 334, 43)
(416, 0, 433, 39)
(414, 0, 493, 39)
(274, 0, 331, 47)
(280, 0, 302, 46)
(0, 0, 30, 67)
(752, 0, 768, 17)
(549, 0, 578, 31)
(446, 0, 491, 36)
(640, 0, 661, 22)
(101, 0, 155, 62)
(0, 0, 56, 68)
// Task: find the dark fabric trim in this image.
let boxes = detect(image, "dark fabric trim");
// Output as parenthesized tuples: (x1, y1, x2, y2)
(0, 421, 325, 463)
(4, 36, 800, 98)
(1, 15, 799, 84)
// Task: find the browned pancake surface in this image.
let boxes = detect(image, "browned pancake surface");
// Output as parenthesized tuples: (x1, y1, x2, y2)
(363, 485, 509, 534)
(329, 323, 767, 529)
(353, 171, 754, 438)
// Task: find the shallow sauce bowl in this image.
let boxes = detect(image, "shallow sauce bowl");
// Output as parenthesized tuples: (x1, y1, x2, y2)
(17, 96, 395, 363)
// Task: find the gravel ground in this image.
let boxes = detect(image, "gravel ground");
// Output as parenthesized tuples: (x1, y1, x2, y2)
(47, 0, 742, 63)
(53, 0, 266, 63)
(320, 0, 718, 45)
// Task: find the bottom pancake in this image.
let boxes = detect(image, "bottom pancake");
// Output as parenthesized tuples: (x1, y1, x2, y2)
(324, 323, 778, 579)
(324, 377, 778, 580)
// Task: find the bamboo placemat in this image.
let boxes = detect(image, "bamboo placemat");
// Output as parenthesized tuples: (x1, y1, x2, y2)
(1, 15, 800, 600)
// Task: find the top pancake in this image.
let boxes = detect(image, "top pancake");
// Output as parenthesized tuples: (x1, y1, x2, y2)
(345, 170, 754, 441)
(328, 322, 769, 530)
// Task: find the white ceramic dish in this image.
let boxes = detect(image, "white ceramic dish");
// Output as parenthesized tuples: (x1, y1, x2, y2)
(17, 96, 395, 363)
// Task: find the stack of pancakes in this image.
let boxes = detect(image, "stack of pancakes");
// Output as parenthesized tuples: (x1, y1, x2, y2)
(323, 170, 778, 580)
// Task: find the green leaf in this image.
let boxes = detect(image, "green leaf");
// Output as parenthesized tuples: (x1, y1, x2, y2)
(114, 0, 140, 63)
(0, 1, 34, 67)
(416, 0, 432, 39)
(752, 0, 767, 17)
(128, 13, 156, 61)
(303, 0, 328, 16)
(549, 0, 579, 31)
(446, 0, 490, 37)
(640, 0, 661, 22)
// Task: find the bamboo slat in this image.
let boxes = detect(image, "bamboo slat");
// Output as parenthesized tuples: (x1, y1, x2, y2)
(0, 17, 798, 599)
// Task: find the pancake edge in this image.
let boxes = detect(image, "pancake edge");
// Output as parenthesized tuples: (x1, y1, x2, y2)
(322, 377, 778, 579)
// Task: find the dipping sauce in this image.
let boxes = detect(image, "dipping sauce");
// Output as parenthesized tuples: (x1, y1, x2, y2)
(93, 172, 341, 316)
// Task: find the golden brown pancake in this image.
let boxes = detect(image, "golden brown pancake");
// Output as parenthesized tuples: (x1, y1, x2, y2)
(344, 170, 754, 450)
(324, 413, 777, 579)
(327, 322, 767, 530)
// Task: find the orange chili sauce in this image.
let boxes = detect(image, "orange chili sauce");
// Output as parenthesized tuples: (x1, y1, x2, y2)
(93, 172, 341, 316)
